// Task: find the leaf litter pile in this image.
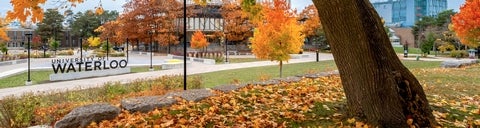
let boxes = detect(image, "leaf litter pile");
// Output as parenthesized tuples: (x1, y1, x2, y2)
(88, 67, 479, 127)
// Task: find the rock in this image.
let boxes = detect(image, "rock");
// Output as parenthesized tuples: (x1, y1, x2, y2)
(121, 96, 177, 113)
(28, 125, 50, 128)
(331, 70, 340, 75)
(54, 103, 120, 128)
(251, 80, 280, 86)
(300, 71, 340, 79)
(274, 77, 302, 83)
(441, 60, 479, 68)
(304, 72, 330, 79)
(165, 89, 214, 102)
(213, 84, 247, 93)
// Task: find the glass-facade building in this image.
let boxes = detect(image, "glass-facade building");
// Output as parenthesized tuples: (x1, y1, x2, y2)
(372, 0, 447, 27)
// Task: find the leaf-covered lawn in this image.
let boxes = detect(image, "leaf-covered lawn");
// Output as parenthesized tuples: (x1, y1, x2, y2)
(89, 76, 348, 127)
(88, 64, 480, 128)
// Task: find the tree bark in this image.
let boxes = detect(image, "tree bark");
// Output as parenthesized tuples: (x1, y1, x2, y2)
(311, 0, 438, 127)
(279, 61, 283, 78)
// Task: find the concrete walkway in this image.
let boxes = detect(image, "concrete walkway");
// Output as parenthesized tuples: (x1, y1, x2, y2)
(0, 52, 333, 99)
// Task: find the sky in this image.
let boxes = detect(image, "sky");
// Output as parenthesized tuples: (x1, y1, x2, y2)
(0, 0, 467, 17)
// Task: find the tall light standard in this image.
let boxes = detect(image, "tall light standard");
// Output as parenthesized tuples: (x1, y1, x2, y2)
(79, 29, 83, 62)
(126, 38, 129, 62)
(223, 19, 229, 64)
(183, 0, 187, 90)
(25, 33, 33, 85)
(148, 31, 154, 71)
(106, 37, 110, 60)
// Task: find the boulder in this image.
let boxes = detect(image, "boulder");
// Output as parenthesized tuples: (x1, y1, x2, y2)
(165, 89, 214, 102)
(213, 84, 247, 93)
(121, 96, 176, 113)
(251, 80, 280, 86)
(441, 60, 479, 68)
(54, 103, 120, 128)
(298, 70, 340, 79)
(274, 77, 302, 83)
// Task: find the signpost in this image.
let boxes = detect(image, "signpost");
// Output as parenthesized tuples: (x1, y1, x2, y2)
(49, 57, 130, 81)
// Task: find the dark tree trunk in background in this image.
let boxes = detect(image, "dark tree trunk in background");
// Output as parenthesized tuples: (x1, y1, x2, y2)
(312, 0, 438, 127)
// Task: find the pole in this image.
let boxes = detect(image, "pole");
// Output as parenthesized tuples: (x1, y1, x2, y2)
(106, 38, 109, 60)
(150, 33, 153, 71)
(224, 21, 228, 64)
(183, 0, 187, 90)
(126, 38, 129, 62)
(316, 50, 319, 62)
(80, 38, 83, 62)
(43, 41, 46, 58)
(225, 37, 228, 63)
(26, 34, 32, 85)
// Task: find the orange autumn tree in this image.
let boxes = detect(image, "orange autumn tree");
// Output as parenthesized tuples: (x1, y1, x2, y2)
(191, 30, 209, 51)
(0, 17, 9, 41)
(97, 20, 124, 45)
(6, 0, 99, 22)
(250, 0, 304, 77)
(452, 0, 480, 47)
(221, 0, 254, 44)
(299, 4, 323, 45)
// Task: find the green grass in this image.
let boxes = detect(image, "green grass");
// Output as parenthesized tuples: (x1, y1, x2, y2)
(393, 46, 424, 54)
(130, 66, 162, 73)
(196, 60, 441, 88)
(0, 66, 163, 89)
(226, 58, 261, 63)
(0, 71, 53, 88)
(195, 61, 338, 88)
(402, 60, 442, 69)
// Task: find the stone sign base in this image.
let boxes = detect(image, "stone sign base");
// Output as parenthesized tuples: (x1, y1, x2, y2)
(50, 67, 131, 81)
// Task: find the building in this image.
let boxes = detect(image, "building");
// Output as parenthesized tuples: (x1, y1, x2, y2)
(5, 21, 78, 50)
(371, 0, 447, 27)
(5, 21, 36, 50)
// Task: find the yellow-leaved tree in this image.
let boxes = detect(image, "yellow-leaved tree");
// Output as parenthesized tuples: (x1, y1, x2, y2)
(88, 36, 102, 48)
(190, 30, 209, 51)
(250, 0, 304, 77)
(0, 17, 9, 41)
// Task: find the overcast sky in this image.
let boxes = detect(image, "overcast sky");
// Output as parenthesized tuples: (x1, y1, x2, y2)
(0, 0, 467, 17)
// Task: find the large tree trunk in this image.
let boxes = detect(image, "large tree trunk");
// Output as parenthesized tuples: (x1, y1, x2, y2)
(312, 0, 438, 127)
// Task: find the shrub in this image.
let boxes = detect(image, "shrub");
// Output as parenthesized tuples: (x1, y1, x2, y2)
(0, 75, 203, 127)
(450, 50, 468, 58)
(57, 50, 74, 56)
(110, 52, 125, 57)
(17, 53, 51, 58)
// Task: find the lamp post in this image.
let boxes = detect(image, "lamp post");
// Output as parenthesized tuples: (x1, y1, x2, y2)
(126, 38, 129, 62)
(42, 42, 47, 58)
(80, 38, 83, 62)
(106, 37, 109, 60)
(25, 33, 33, 85)
(223, 19, 229, 64)
(183, 0, 187, 90)
(434, 39, 440, 57)
(79, 29, 83, 62)
(149, 31, 154, 71)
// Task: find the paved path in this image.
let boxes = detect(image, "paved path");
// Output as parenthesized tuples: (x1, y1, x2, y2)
(0, 52, 333, 99)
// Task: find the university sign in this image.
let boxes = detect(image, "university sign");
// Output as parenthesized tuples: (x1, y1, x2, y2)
(49, 57, 131, 81)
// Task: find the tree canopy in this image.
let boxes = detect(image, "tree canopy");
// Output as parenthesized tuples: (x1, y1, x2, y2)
(220, 0, 254, 44)
(36, 9, 65, 42)
(250, 0, 304, 77)
(452, 0, 480, 47)
(0, 17, 9, 41)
